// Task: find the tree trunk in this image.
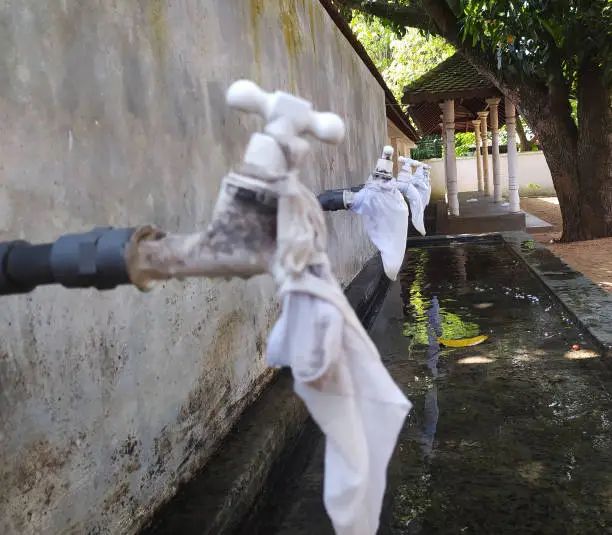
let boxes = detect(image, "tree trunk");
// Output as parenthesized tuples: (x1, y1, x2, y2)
(575, 62, 612, 239)
(513, 80, 584, 241)
(518, 64, 612, 242)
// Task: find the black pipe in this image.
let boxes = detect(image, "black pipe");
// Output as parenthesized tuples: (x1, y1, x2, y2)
(0, 227, 137, 296)
(317, 184, 365, 211)
(0, 183, 375, 295)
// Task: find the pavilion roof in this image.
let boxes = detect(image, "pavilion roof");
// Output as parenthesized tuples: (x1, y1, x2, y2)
(402, 53, 506, 135)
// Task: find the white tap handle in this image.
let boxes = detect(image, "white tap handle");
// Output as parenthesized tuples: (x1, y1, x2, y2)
(382, 145, 394, 159)
(306, 111, 346, 145)
(398, 156, 425, 167)
(226, 79, 271, 117)
(226, 79, 345, 145)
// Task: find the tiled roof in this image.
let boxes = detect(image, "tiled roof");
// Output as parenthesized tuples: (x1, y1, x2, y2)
(402, 53, 501, 105)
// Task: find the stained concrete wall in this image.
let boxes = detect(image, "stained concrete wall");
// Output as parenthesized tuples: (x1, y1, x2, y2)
(0, 1, 383, 533)
(425, 151, 556, 200)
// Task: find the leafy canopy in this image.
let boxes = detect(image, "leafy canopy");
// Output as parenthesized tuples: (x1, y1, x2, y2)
(348, 0, 612, 86)
(349, 11, 454, 103)
(461, 0, 612, 84)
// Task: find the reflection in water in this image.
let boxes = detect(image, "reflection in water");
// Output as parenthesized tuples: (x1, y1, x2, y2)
(453, 246, 469, 296)
(425, 296, 441, 378)
(419, 388, 439, 458)
(420, 297, 441, 457)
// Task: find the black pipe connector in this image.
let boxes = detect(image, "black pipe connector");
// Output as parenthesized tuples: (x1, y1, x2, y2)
(318, 184, 364, 211)
(317, 190, 346, 211)
(0, 227, 137, 296)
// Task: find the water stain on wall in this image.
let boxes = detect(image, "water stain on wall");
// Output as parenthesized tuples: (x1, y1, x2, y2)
(308, 0, 317, 56)
(279, 0, 304, 93)
(249, 0, 265, 84)
(145, 0, 166, 63)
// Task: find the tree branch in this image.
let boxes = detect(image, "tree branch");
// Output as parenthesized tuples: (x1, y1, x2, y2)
(418, 0, 460, 42)
(515, 115, 536, 152)
(333, 0, 436, 34)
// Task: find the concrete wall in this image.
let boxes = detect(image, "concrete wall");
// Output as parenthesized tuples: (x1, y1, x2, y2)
(426, 151, 556, 200)
(0, 1, 383, 533)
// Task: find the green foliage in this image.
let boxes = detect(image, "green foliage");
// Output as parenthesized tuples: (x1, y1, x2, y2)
(350, 12, 395, 72)
(402, 271, 481, 346)
(412, 135, 443, 160)
(349, 11, 454, 103)
(383, 28, 455, 103)
(455, 131, 476, 156)
(460, 0, 612, 84)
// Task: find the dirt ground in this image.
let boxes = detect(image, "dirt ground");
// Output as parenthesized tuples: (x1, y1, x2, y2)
(521, 197, 612, 292)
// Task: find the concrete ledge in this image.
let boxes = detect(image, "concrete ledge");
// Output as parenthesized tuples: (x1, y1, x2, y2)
(435, 193, 527, 235)
(139, 254, 390, 535)
(502, 231, 612, 356)
(448, 212, 526, 234)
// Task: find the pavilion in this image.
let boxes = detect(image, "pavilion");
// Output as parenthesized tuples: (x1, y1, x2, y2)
(402, 53, 527, 234)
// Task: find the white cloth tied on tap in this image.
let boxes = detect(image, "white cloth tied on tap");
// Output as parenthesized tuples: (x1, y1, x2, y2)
(412, 164, 432, 208)
(267, 171, 412, 535)
(349, 178, 409, 281)
(396, 161, 431, 237)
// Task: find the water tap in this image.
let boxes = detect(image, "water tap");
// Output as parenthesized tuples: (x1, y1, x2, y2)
(343, 145, 395, 208)
(226, 80, 345, 175)
(0, 81, 349, 295)
(318, 146, 397, 211)
(372, 145, 395, 180)
(125, 80, 349, 289)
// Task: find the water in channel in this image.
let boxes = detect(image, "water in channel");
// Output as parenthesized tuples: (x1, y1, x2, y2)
(261, 241, 612, 535)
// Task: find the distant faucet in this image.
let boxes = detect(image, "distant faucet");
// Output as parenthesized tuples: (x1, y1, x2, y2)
(341, 146, 409, 281)
(396, 155, 432, 236)
(315, 145, 410, 281)
(316, 145, 395, 211)
(342, 144, 395, 208)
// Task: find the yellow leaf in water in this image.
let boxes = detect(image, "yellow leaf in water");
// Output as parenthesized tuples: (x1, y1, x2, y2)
(437, 335, 489, 347)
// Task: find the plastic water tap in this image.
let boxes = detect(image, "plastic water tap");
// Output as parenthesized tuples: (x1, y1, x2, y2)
(226, 79, 345, 174)
(338, 145, 395, 209)
(397, 155, 416, 179)
(372, 145, 395, 180)
(126, 80, 348, 289)
(399, 155, 425, 169)
(396, 156, 429, 236)
(0, 80, 348, 295)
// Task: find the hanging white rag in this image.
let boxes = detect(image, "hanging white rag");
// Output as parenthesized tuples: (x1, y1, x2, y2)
(412, 165, 432, 208)
(349, 178, 409, 281)
(267, 170, 412, 535)
(396, 176, 426, 236)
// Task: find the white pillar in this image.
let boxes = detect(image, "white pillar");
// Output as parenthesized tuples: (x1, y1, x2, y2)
(478, 111, 491, 197)
(442, 100, 459, 216)
(505, 100, 521, 212)
(472, 120, 484, 192)
(486, 98, 502, 202)
(439, 114, 447, 195)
